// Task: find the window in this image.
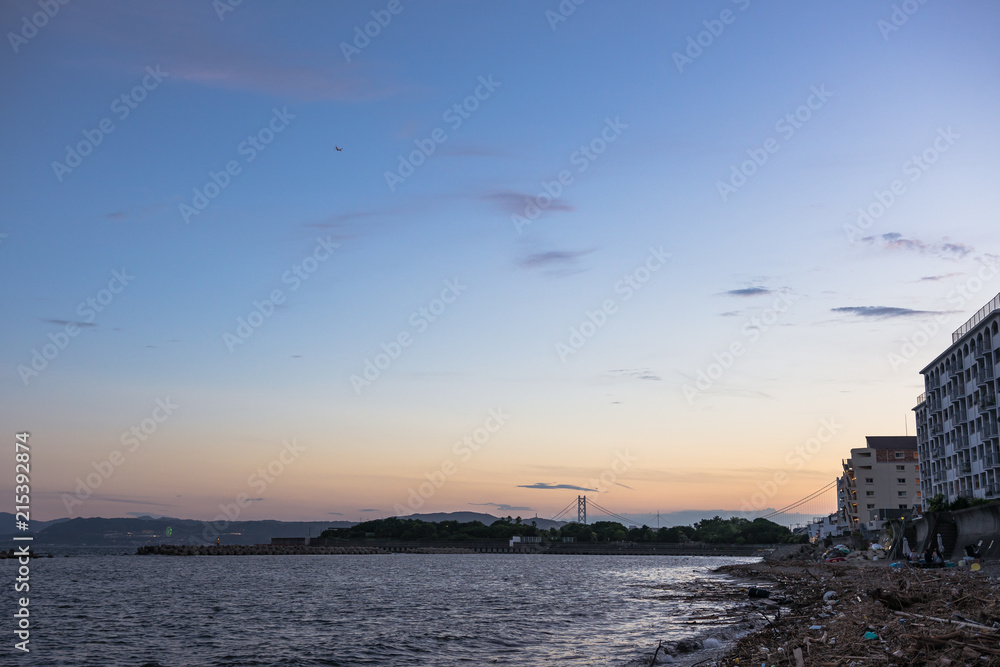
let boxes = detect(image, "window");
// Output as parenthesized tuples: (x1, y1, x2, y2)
(897, 478, 907, 484)
(865, 477, 874, 484)
(866, 491, 875, 496)
(867, 504, 875, 509)
(895, 452, 905, 459)
(896, 465, 905, 471)
(897, 491, 907, 497)
(899, 504, 908, 509)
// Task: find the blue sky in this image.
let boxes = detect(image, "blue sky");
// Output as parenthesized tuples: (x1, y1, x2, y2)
(3, 0, 1000, 522)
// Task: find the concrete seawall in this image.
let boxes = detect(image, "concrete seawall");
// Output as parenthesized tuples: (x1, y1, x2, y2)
(911, 504, 1000, 559)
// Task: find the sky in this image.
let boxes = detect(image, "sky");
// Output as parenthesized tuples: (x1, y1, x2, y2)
(2, 0, 1000, 525)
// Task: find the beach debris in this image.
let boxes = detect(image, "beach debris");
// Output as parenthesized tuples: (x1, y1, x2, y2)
(747, 586, 769, 598)
(715, 557, 1000, 665)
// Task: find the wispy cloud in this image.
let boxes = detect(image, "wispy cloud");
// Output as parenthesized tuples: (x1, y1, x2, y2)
(481, 190, 574, 216)
(916, 273, 963, 282)
(40, 318, 97, 328)
(607, 368, 661, 381)
(328, 512, 344, 516)
(831, 306, 945, 319)
(719, 311, 741, 317)
(721, 286, 772, 297)
(359, 508, 380, 512)
(862, 232, 973, 259)
(518, 249, 593, 271)
(469, 502, 535, 511)
(517, 482, 597, 492)
(64, 2, 404, 102)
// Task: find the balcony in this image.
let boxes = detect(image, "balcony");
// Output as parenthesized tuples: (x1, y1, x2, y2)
(931, 446, 944, 458)
(983, 422, 999, 439)
(960, 461, 972, 474)
(916, 392, 926, 405)
(955, 434, 970, 449)
(979, 366, 996, 386)
(987, 484, 999, 497)
(985, 455, 995, 467)
(979, 394, 996, 410)
(932, 423, 943, 434)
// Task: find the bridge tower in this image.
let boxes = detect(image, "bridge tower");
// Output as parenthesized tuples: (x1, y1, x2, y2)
(577, 495, 587, 525)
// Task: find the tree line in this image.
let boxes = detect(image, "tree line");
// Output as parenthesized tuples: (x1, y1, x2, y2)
(320, 515, 807, 544)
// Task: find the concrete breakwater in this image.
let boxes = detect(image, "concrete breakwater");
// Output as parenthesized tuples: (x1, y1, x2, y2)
(136, 544, 390, 556)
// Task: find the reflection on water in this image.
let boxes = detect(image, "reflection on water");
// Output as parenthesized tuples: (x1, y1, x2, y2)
(7, 552, 760, 666)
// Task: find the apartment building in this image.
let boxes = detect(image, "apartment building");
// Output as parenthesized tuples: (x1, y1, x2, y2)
(914, 293, 1000, 504)
(838, 436, 919, 532)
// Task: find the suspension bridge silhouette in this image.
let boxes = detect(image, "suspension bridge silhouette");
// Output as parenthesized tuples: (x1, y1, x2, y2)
(549, 482, 838, 529)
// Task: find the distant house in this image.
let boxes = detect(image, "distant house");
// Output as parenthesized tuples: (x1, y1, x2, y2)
(807, 513, 845, 542)
(509, 536, 542, 547)
(838, 436, 919, 534)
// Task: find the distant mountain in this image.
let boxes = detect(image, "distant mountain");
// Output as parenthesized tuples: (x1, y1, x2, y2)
(28, 516, 356, 546)
(399, 512, 567, 531)
(0, 513, 71, 540)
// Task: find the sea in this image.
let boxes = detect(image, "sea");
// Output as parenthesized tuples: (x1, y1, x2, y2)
(1, 550, 763, 666)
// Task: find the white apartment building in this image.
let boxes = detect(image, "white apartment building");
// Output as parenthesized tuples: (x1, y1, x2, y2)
(838, 436, 920, 532)
(914, 293, 1000, 504)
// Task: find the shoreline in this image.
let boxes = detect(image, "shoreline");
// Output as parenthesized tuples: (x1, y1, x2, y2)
(708, 557, 1000, 665)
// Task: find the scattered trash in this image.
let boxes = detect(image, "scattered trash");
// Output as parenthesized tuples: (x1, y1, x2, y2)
(822, 591, 837, 602)
(747, 586, 770, 598)
(808, 625, 823, 630)
(863, 631, 879, 640)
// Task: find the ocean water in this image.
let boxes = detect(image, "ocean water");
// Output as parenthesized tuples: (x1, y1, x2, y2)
(2, 552, 760, 666)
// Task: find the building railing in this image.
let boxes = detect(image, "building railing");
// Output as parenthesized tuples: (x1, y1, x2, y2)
(953, 292, 1000, 343)
(917, 392, 926, 405)
(986, 484, 999, 497)
(960, 461, 972, 474)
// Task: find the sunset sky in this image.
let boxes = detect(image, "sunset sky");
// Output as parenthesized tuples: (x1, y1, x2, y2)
(3, 0, 1000, 524)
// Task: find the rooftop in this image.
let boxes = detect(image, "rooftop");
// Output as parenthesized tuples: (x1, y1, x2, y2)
(952, 291, 1000, 343)
(864, 435, 917, 450)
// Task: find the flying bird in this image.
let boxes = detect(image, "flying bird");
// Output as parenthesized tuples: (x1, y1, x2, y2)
(335, 145, 343, 152)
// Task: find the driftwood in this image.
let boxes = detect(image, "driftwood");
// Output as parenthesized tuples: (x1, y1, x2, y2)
(894, 610, 999, 633)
